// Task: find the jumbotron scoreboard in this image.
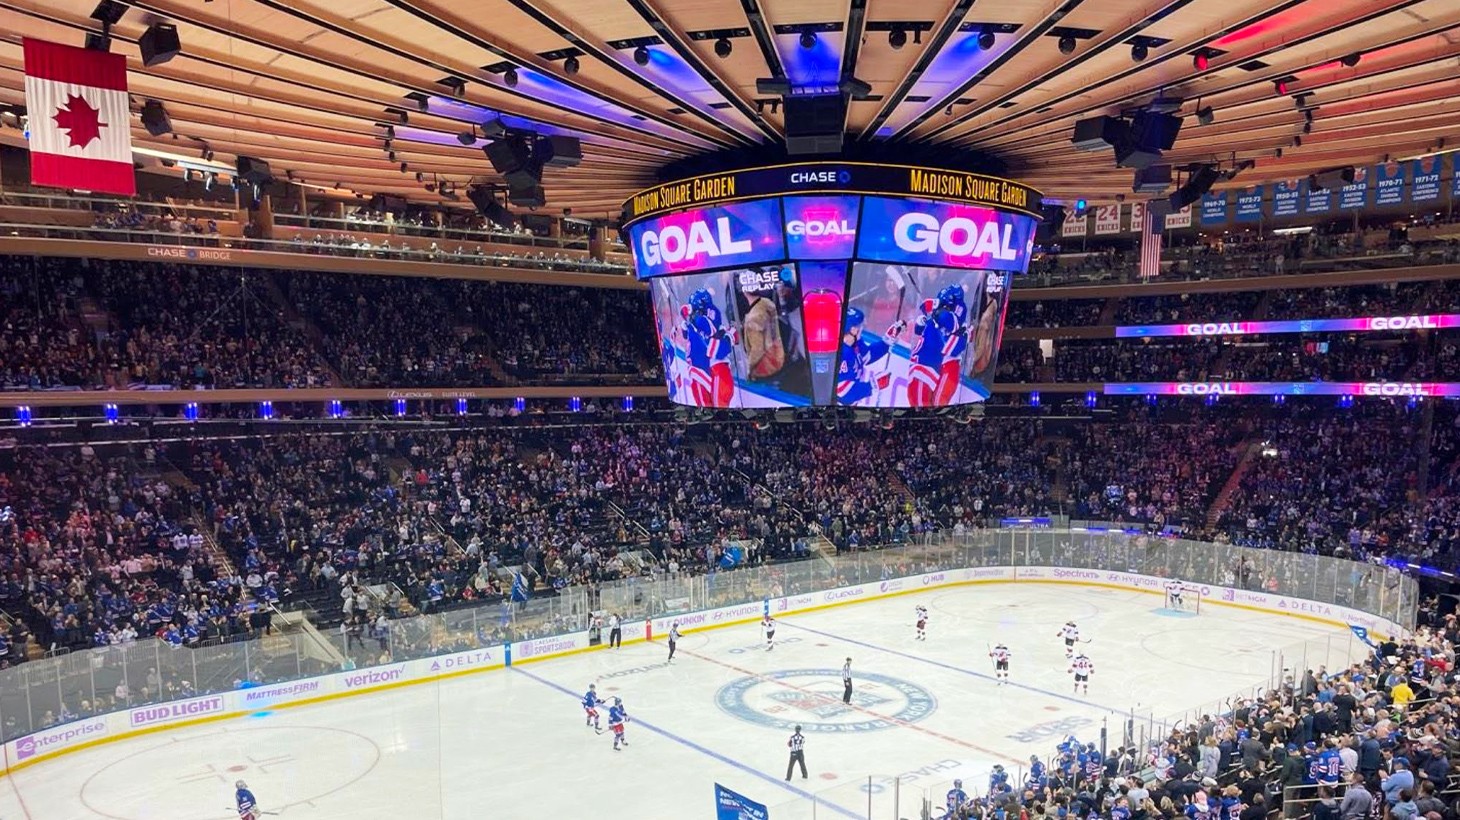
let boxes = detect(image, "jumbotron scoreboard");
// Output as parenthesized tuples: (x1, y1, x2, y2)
(620, 162, 1043, 409)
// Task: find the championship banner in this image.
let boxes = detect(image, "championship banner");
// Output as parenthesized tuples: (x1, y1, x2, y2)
(1305, 182, 1333, 214)
(715, 784, 769, 820)
(1093, 204, 1121, 235)
(1199, 192, 1228, 225)
(1061, 212, 1088, 237)
(1339, 166, 1369, 210)
(22, 38, 135, 196)
(1235, 185, 1264, 222)
(1164, 204, 1192, 229)
(1374, 162, 1406, 206)
(1127, 201, 1145, 234)
(1412, 156, 1442, 202)
(1272, 180, 1301, 218)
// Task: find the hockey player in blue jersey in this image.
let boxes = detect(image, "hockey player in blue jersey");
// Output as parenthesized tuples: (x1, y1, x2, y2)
(942, 779, 970, 820)
(609, 696, 630, 751)
(235, 780, 259, 820)
(888, 283, 966, 407)
(989, 763, 1009, 793)
(582, 683, 602, 732)
(1026, 755, 1048, 794)
(835, 307, 893, 406)
(681, 289, 736, 406)
(931, 285, 970, 404)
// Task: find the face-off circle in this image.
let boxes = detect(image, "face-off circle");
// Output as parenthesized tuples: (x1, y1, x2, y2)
(715, 668, 937, 733)
(79, 725, 381, 820)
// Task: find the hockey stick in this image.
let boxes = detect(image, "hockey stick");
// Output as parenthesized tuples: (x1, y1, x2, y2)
(223, 809, 280, 816)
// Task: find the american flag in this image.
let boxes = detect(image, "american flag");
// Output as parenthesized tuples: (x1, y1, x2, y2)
(1138, 204, 1162, 279)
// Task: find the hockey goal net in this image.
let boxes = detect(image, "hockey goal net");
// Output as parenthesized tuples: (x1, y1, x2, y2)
(1164, 586, 1202, 614)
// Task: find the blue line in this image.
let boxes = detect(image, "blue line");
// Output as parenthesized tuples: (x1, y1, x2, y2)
(782, 622, 1137, 718)
(512, 666, 863, 819)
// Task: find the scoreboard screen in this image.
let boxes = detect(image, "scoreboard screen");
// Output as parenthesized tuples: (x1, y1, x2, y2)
(625, 163, 1042, 409)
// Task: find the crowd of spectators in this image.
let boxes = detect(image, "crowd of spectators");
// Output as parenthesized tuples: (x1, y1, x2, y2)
(955, 618, 1460, 820)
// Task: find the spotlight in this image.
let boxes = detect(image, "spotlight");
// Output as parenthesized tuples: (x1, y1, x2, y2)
(504, 67, 519, 87)
(889, 28, 907, 50)
(399, 161, 408, 172)
(799, 31, 817, 49)
(564, 55, 580, 75)
(633, 45, 650, 65)
(715, 37, 732, 58)
(1340, 52, 1361, 68)
(457, 127, 477, 146)
(1302, 120, 1312, 134)
(1197, 106, 1214, 125)
(1058, 35, 1076, 54)
(387, 150, 396, 161)
(385, 125, 396, 139)
(1131, 41, 1149, 62)
(945, 104, 954, 117)
(1274, 78, 1289, 95)
(1193, 51, 1209, 71)
(1293, 135, 1301, 148)
(1303, 109, 1314, 123)
(978, 29, 996, 50)
(415, 171, 424, 182)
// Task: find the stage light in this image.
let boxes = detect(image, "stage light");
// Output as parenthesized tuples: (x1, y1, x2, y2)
(1274, 78, 1289, 95)
(139, 22, 180, 67)
(514, 397, 526, 413)
(633, 46, 650, 65)
(104, 403, 118, 424)
(328, 400, 343, 419)
(184, 402, 199, 423)
(504, 67, 519, 87)
(1197, 106, 1214, 125)
(1193, 51, 1209, 71)
(395, 399, 407, 417)
(564, 55, 580, 75)
(622, 396, 635, 412)
(1302, 121, 1312, 134)
(1340, 52, 1361, 68)
(1085, 391, 1098, 409)
(457, 398, 469, 416)
(1058, 35, 1076, 54)
(979, 29, 996, 50)
(415, 171, 424, 182)
(16, 406, 31, 427)
(457, 127, 477, 146)
(800, 31, 817, 49)
(715, 37, 733, 58)
(1293, 135, 1302, 148)
(1074, 199, 1088, 214)
(889, 28, 907, 50)
(1131, 41, 1149, 62)
(259, 401, 273, 420)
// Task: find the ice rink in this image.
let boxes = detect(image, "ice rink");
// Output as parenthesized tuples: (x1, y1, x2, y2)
(0, 582, 1368, 820)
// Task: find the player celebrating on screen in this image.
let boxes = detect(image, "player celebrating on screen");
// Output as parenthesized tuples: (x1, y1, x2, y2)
(888, 291, 952, 407)
(835, 307, 893, 406)
(932, 285, 969, 405)
(681, 289, 736, 406)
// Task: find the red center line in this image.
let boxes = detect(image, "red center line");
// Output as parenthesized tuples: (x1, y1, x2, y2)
(675, 644, 1025, 766)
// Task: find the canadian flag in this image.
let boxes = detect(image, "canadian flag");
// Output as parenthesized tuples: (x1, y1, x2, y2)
(23, 38, 135, 196)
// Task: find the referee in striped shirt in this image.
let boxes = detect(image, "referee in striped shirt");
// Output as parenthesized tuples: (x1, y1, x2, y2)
(785, 725, 807, 780)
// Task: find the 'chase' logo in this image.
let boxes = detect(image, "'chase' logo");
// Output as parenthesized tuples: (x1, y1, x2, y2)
(715, 669, 936, 732)
(789, 169, 852, 185)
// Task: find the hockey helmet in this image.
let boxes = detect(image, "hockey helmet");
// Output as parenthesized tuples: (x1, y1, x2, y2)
(844, 306, 866, 333)
(994, 764, 1005, 771)
(955, 779, 963, 789)
(613, 696, 623, 706)
(589, 683, 596, 690)
(938, 284, 965, 307)
(236, 780, 247, 789)
(689, 289, 714, 311)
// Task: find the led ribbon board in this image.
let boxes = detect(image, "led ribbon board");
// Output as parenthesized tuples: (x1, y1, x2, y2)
(1115, 314, 1460, 338)
(1104, 382, 1460, 397)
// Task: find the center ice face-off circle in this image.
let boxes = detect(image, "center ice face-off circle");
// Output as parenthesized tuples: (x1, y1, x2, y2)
(715, 668, 937, 732)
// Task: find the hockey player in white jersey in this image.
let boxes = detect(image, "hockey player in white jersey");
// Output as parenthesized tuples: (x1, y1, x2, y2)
(1069, 653, 1094, 695)
(1164, 578, 1186, 610)
(1056, 621, 1081, 657)
(989, 643, 1011, 683)
(762, 615, 777, 650)
(915, 605, 929, 641)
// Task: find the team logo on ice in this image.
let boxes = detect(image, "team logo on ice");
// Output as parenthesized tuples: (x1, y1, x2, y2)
(715, 669, 937, 733)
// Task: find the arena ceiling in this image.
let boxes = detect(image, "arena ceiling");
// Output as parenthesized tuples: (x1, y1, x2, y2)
(0, 0, 1458, 219)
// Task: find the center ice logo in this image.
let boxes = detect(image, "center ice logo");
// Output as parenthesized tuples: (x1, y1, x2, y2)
(715, 669, 937, 733)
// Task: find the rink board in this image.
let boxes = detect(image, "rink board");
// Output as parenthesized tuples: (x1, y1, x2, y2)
(0, 565, 1402, 777)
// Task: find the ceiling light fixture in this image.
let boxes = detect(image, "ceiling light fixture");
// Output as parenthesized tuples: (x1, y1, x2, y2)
(799, 31, 817, 49)
(1339, 52, 1361, 68)
(1131, 41, 1149, 62)
(889, 28, 907, 50)
(633, 45, 650, 65)
(504, 67, 519, 88)
(1058, 35, 1076, 55)
(715, 37, 732, 58)
(564, 55, 580, 75)
(978, 29, 996, 50)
